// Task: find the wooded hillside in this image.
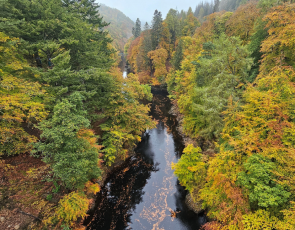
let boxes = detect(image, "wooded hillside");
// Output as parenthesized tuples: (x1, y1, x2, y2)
(99, 4, 134, 52)
(126, 0, 295, 229)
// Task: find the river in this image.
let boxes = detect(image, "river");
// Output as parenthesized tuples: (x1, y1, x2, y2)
(85, 88, 206, 230)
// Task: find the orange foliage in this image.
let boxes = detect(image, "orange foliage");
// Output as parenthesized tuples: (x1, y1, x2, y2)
(147, 48, 168, 84)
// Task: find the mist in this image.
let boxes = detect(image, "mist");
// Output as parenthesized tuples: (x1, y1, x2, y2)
(96, 0, 205, 23)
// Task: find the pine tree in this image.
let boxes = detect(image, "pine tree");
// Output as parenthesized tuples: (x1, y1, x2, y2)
(213, 0, 220, 12)
(144, 22, 150, 31)
(132, 18, 142, 38)
(166, 9, 180, 46)
(151, 10, 164, 50)
(172, 40, 183, 70)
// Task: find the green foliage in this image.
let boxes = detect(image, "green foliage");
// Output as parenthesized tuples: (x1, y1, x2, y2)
(33, 92, 102, 189)
(172, 40, 183, 70)
(151, 10, 164, 50)
(46, 194, 53, 201)
(172, 145, 206, 193)
(1, 0, 114, 71)
(238, 154, 291, 211)
(132, 18, 142, 38)
(247, 19, 268, 82)
(179, 34, 253, 139)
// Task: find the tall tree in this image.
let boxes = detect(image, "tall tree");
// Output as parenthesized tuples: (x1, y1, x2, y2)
(213, 0, 220, 12)
(166, 9, 180, 46)
(151, 10, 164, 49)
(132, 18, 142, 38)
(33, 92, 102, 189)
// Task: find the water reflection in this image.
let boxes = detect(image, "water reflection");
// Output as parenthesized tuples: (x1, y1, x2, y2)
(86, 89, 206, 230)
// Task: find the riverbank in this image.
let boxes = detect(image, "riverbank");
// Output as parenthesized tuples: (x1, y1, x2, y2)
(84, 88, 207, 230)
(169, 102, 216, 215)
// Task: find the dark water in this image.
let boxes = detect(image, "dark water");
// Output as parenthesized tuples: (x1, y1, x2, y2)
(86, 89, 206, 230)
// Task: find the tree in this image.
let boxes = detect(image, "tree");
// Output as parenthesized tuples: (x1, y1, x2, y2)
(225, 1, 260, 44)
(171, 39, 183, 70)
(33, 92, 102, 189)
(165, 9, 180, 46)
(132, 18, 141, 38)
(172, 145, 206, 193)
(179, 34, 252, 139)
(260, 4, 295, 74)
(238, 154, 291, 212)
(213, 0, 220, 12)
(0, 32, 48, 156)
(151, 10, 164, 49)
(148, 48, 168, 84)
(100, 68, 156, 165)
(0, 0, 113, 71)
(144, 22, 150, 30)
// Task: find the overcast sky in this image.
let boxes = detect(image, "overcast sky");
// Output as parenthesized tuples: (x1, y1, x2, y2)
(96, 0, 202, 23)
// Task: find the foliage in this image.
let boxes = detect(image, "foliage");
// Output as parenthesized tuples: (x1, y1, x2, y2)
(260, 3, 295, 73)
(100, 68, 156, 165)
(177, 34, 252, 139)
(238, 154, 291, 211)
(99, 4, 134, 51)
(132, 18, 142, 38)
(172, 145, 206, 193)
(0, 32, 48, 156)
(33, 92, 102, 189)
(147, 48, 168, 84)
(56, 192, 89, 225)
(151, 10, 164, 50)
(242, 209, 278, 230)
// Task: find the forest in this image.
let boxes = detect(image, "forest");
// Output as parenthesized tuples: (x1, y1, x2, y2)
(98, 4, 134, 52)
(0, 0, 155, 229)
(126, 0, 295, 229)
(1, 0, 295, 229)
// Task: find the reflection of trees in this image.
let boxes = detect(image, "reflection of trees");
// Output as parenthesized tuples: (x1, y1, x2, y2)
(150, 93, 184, 159)
(173, 180, 207, 230)
(86, 92, 204, 230)
(86, 148, 159, 230)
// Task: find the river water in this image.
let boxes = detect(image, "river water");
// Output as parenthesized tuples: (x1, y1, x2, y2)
(86, 89, 206, 230)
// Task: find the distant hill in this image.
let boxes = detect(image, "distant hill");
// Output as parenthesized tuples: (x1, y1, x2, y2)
(99, 4, 134, 52)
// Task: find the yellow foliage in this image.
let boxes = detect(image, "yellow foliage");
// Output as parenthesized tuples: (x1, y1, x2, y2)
(84, 181, 100, 195)
(242, 209, 278, 230)
(0, 32, 48, 156)
(148, 48, 168, 83)
(56, 192, 89, 225)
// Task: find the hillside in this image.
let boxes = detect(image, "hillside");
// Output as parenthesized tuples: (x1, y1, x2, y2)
(99, 4, 134, 51)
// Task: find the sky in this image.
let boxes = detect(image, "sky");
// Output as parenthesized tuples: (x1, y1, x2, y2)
(96, 0, 202, 23)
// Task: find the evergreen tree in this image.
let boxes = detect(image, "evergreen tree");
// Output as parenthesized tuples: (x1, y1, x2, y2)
(172, 40, 183, 70)
(144, 22, 150, 30)
(151, 10, 164, 49)
(132, 18, 142, 38)
(142, 30, 153, 71)
(166, 9, 180, 45)
(33, 92, 102, 189)
(213, 0, 220, 12)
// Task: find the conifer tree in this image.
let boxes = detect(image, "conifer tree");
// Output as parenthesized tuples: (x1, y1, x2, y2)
(132, 18, 142, 38)
(213, 0, 220, 12)
(151, 10, 164, 49)
(144, 22, 150, 31)
(166, 9, 180, 45)
(33, 92, 102, 189)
